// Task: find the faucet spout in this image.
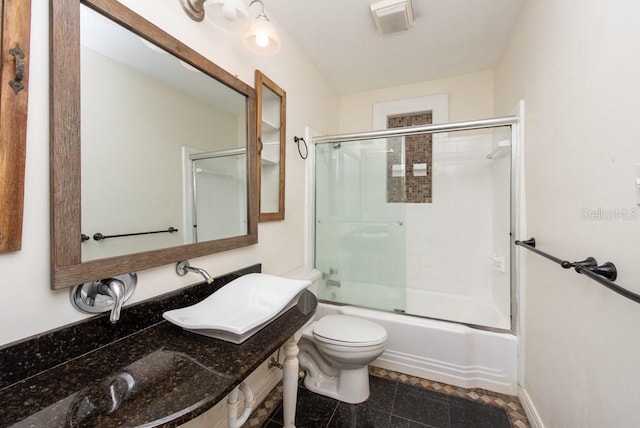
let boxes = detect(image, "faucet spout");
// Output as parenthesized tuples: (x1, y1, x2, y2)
(98, 278, 126, 323)
(176, 260, 214, 284)
(186, 266, 214, 284)
(326, 279, 341, 288)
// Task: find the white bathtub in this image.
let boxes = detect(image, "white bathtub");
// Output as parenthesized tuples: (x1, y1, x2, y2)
(405, 288, 511, 329)
(320, 280, 511, 330)
(314, 302, 518, 395)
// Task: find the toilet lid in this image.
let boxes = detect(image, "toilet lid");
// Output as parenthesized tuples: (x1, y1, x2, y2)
(312, 315, 387, 346)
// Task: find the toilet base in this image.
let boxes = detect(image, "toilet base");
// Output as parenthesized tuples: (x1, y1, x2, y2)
(303, 366, 370, 404)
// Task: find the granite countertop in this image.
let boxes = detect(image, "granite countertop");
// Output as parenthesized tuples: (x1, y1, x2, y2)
(0, 265, 316, 428)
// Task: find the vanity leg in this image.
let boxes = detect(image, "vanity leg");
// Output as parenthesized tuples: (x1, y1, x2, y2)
(282, 337, 299, 428)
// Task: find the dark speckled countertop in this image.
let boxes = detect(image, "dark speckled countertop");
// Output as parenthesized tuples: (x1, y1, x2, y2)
(0, 264, 316, 427)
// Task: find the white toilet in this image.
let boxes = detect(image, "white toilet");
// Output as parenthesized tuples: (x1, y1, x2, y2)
(285, 268, 387, 404)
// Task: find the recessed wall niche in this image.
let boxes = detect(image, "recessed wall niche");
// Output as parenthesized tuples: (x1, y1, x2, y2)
(386, 111, 433, 203)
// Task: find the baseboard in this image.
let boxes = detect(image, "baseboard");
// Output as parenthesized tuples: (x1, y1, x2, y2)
(374, 349, 517, 395)
(519, 386, 544, 428)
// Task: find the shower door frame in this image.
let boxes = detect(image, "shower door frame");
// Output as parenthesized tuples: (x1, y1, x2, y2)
(184, 147, 248, 244)
(311, 115, 522, 334)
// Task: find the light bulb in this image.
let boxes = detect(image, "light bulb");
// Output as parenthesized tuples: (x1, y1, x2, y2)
(255, 32, 270, 47)
(222, 3, 238, 21)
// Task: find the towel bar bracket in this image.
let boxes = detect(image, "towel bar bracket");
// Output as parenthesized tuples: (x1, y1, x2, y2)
(515, 237, 634, 304)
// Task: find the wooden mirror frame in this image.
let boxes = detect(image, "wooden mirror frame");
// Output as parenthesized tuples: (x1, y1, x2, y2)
(0, 0, 31, 253)
(50, 0, 258, 289)
(256, 70, 286, 222)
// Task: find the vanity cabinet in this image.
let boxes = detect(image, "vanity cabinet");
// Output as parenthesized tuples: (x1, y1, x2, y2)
(0, 265, 316, 427)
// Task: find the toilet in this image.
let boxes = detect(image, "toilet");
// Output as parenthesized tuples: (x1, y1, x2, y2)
(284, 268, 387, 404)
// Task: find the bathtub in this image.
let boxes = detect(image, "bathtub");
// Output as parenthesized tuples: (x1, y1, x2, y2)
(320, 280, 511, 330)
(405, 288, 511, 330)
(313, 302, 518, 395)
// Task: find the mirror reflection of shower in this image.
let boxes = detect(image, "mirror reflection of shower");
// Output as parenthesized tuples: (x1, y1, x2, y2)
(182, 147, 247, 244)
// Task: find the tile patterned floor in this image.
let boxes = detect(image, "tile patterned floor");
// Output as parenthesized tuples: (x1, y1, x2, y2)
(242, 367, 530, 428)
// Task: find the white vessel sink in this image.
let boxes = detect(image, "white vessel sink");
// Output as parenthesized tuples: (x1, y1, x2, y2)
(163, 273, 311, 344)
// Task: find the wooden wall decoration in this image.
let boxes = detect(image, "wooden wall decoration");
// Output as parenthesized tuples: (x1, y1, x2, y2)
(0, 0, 31, 252)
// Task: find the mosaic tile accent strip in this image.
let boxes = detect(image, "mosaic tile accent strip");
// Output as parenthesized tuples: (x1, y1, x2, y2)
(387, 111, 433, 204)
(246, 367, 530, 428)
(369, 366, 530, 428)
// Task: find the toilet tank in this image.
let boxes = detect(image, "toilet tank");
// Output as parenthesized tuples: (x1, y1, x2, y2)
(283, 267, 322, 296)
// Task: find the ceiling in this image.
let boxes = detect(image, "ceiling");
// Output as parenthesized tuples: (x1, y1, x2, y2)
(265, 0, 524, 94)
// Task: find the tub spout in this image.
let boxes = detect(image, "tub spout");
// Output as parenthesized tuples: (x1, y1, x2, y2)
(176, 260, 214, 284)
(326, 279, 341, 288)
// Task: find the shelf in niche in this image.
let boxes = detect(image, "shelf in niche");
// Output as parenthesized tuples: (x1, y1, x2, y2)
(262, 119, 279, 133)
(261, 158, 279, 165)
(261, 141, 280, 165)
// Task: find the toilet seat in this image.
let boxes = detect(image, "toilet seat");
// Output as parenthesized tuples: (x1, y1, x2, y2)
(312, 315, 387, 347)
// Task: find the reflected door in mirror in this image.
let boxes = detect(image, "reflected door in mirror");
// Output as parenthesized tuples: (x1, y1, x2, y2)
(189, 149, 247, 243)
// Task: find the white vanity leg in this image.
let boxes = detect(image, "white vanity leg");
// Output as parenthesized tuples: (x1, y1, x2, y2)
(282, 336, 299, 428)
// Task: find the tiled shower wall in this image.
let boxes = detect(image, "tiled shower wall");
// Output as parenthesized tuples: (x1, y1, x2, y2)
(404, 132, 498, 298)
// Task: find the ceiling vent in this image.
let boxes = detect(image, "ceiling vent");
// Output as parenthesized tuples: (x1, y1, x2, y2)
(370, 0, 414, 35)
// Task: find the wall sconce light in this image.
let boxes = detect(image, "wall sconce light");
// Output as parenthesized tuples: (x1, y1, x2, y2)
(206, 0, 251, 31)
(243, 0, 281, 55)
(179, 0, 281, 55)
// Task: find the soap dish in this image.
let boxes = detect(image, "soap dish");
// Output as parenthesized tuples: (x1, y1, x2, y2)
(163, 273, 310, 344)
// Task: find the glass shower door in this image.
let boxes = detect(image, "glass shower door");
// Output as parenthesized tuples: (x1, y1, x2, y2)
(191, 152, 247, 242)
(315, 138, 407, 312)
(313, 121, 514, 330)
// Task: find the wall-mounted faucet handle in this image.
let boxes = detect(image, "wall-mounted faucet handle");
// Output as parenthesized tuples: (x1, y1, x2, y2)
(98, 279, 126, 324)
(176, 260, 214, 284)
(70, 273, 137, 323)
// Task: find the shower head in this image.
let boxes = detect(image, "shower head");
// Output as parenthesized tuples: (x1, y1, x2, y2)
(332, 143, 341, 150)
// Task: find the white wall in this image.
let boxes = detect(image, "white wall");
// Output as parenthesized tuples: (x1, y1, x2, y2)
(339, 70, 495, 133)
(0, 0, 339, 346)
(495, 0, 640, 426)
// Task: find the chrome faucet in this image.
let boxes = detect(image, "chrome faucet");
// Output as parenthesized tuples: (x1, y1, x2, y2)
(98, 278, 126, 324)
(176, 260, 214, 284)
(70, 273, 137, 324)
(326, 279, 341, 288)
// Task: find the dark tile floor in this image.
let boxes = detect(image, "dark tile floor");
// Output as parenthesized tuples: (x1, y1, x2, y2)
(261, 375, 511, 428)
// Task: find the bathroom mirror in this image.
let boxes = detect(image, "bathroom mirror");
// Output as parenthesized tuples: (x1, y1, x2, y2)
(256, 70, 286, 222)
(50, 0, 257, 289)
(0, 0, 31, 253)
